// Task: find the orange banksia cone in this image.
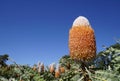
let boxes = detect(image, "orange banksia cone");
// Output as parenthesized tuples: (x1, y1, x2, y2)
(33, 66, 37, 71)
(69, 16, 96, 62)
(60, 67, 65, 73)
(55, 70, 60, 78)
(49, 63, 55, 73)
(55, 68, 60, 78)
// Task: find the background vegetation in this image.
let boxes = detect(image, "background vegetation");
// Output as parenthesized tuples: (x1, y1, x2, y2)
(0, 43, 120, 81)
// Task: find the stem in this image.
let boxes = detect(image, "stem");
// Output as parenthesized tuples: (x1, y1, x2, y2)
(8, 57, 25, 74)
(81, 61, 91, 81)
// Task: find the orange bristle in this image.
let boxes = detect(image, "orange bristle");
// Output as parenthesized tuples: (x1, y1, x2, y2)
(69, 16, 96, 62)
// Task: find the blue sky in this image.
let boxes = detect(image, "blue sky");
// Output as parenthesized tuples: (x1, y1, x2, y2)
(0, 0, 120, 66)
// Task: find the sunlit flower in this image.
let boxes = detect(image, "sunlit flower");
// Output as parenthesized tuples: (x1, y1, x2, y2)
(49, 63, 55, 73)
(59, 66, 65, 73)
(69, 16, 96, 62)
(55, 64, 60, 78)
(37, 61, 41, 73)
(37, 62, 44, 73)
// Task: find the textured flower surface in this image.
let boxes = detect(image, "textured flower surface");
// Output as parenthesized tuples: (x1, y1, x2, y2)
(69, 16, 96, 62)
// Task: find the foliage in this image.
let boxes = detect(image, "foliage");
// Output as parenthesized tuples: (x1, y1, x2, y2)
(95, 43, 120, 72)
(0, 43, 120, 81)
(91, 70, 120, 81)
(0, 54, 9, 67)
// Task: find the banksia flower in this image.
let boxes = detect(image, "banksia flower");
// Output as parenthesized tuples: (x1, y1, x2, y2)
(33, 65, 37, 71)
(55, 64, 60, 78)
(37, 62, 44, 73)
(37, 62, 41, 73)
(41, 63, 44, 72)
(59, 66, 65, 73)
(69, 16, 96, 62)
(49, 63, 55, 73)
(55, 70, 60, 78)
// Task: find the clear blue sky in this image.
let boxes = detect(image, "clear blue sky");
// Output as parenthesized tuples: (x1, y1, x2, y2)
(0, 0, 120, 66)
